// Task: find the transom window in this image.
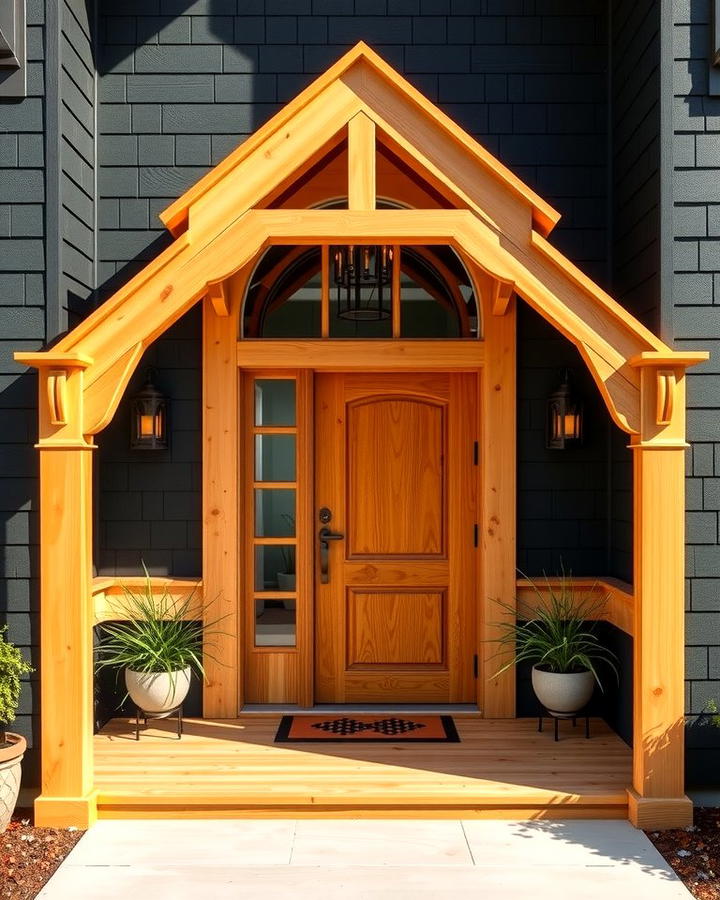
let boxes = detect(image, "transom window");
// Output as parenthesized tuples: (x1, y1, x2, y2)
(242, 244, 479, 339)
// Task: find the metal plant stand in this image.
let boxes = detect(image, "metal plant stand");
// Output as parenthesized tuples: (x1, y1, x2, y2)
(134, 704, 183, 741)
(538, 706, 590, 742)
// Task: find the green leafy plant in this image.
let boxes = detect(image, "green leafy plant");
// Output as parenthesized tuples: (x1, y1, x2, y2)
(490, 570, 619, 689)
(0, 626, 34, 745)
(95, 566, 224, 686)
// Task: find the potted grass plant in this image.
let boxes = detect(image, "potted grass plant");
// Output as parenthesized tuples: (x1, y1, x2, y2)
(96, 567, 220, 716)
(0, 626, 34, 832)
(491, 571, 618, 715)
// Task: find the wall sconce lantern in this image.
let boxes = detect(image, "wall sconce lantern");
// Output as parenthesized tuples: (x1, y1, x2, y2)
(130, 369, 168, 451)
(333, 245, 393, 321)
(546, 370, 583, 450)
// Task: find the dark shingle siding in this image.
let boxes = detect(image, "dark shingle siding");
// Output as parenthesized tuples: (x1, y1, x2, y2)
(672, 0, 720, 718)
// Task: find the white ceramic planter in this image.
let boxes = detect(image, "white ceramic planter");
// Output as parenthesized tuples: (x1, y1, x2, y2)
(0, 733, 26, 833)
(531, 665, 595, 715)
(125, 667, 191, 715)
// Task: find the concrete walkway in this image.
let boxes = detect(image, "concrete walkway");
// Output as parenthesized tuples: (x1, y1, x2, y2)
(39, 819, 690, 899)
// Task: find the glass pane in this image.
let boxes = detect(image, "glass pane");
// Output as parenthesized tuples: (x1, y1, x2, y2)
(243, 247, 322, 338)
(255, 544, 295, 592)
(255, 597, 296, 647)
(255, 489, 296, 537)
(254, 379, 296, 426)
(262, 249, 322, 338)
(400, 248, 461, 338)
(255, 434, 296, 482)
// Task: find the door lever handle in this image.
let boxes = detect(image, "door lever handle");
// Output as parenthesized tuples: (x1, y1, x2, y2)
(319, 526, 344, 584)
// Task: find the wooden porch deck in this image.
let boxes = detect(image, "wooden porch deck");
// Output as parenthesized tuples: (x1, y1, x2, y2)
(94, 715, 632, 820)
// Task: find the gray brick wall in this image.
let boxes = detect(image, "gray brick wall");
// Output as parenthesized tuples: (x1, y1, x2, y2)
(671, 0, 720, 723)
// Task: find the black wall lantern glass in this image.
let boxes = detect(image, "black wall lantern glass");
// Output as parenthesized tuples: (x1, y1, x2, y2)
(130, 368, 168, 450)
(546, 369, 583, 450)
(332, 245, 392, 321)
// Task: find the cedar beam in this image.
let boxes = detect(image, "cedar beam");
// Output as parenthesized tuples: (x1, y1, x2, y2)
(628, 362, 694, 830)
(202, 296, 240, 716)
(348, 112, 376, 210)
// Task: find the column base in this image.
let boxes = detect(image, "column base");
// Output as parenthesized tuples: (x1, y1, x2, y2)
(34, 792, 98, 829)
(627, 789, 693, 830)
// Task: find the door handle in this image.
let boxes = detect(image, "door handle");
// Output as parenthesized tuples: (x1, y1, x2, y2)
(319, 526, 344, 584)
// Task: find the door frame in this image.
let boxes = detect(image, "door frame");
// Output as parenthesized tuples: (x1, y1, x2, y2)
(203, 265, 517, 714)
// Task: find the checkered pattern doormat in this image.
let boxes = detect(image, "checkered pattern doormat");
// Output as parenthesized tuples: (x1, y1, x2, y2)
(274, 715, 460, 743)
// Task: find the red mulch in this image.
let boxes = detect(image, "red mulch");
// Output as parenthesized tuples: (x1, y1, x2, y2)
(648, 808, 720, 899)
(1, 809, 84, 900)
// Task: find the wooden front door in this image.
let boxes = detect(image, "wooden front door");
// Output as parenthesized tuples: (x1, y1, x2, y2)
(314, 373, 478, 703)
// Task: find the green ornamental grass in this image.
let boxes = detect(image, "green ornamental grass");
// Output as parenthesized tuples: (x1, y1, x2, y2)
(491, 570, 619, 689)
(95, 566, 225, 691)
(0, 625, 34, 746)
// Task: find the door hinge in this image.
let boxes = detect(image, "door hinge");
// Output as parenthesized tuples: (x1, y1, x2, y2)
(473, 440, 479, 465)
(473, 654, 478, 679)
(473, 523, 478, 547)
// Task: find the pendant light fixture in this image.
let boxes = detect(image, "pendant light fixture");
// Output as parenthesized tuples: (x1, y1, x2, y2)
(332, 245, 393, 321)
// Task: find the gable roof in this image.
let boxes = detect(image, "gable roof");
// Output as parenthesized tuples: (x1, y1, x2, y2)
(160, 42, 560, 239)
(15, 42, 707, 441)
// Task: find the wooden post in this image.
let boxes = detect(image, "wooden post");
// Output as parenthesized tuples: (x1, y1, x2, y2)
(628, 360, 693, 830)
(480, 280, 517, 717)
(202, 293, 239, 716)
(29, 361, 97, 828)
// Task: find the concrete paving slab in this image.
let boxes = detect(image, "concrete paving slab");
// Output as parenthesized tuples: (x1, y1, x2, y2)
(291, 819, 472, 866)
(37, 819, 691, 900)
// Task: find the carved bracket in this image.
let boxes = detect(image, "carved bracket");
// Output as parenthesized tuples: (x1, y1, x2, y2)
(47, 370, 68, 425)
(656, 369, 676, 427)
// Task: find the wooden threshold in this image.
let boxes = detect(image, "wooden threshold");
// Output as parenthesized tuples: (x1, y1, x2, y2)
(94, 715, 631, 821)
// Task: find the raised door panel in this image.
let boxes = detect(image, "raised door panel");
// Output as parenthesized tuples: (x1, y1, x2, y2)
(347, 591, 445, 665)
(347, 397, 445, 557)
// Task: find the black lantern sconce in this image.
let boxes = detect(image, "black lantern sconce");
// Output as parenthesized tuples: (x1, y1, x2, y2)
(333, 245, 393, 321)
(546, 369, 583, 450)
(130, 369, 168, 451)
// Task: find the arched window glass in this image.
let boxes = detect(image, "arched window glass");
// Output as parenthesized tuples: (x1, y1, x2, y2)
(242, 245, 479, 339)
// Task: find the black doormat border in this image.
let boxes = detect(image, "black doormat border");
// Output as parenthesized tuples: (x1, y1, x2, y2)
(274, 714, 461, 743)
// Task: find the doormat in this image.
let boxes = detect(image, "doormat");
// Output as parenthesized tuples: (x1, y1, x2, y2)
(274, 714, 460, 743)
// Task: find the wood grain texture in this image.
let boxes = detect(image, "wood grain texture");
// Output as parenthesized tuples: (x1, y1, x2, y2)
(347, 591, 445, 665)
(237, 340, 485, 370)
(480, 291, 516, 717)
(93, 715, 631, 820)
(347, 396, 444, 556)
(36, 446, 95, 827)
(202, 296, 239, 717)
(348, 111, 376, 210)
(516, 577, 634, 637)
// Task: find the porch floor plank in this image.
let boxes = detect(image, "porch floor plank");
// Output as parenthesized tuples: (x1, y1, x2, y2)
(94, 715, 631, 819)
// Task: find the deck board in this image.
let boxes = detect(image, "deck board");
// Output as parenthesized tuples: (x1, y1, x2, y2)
(94, 715, 631, 819)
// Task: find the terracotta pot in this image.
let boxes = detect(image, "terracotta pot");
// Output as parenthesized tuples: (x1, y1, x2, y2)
(0, 733, 26, 833)
(125, 667, 191, 715)
(531, 665, 595, 715)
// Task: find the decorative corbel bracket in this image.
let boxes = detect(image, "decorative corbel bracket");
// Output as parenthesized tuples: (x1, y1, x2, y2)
(207, 280, 229, 317)
(14, 351, 94, 448)
(629, 350, 709, 445)
(491, 279, 515, 316)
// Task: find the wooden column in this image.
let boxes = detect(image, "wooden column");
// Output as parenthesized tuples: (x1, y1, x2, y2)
(480, 282, 517, 717)
(202, 292, 239, 716)
(25, 359, 97, 828)
(628, 359, 693, 830)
